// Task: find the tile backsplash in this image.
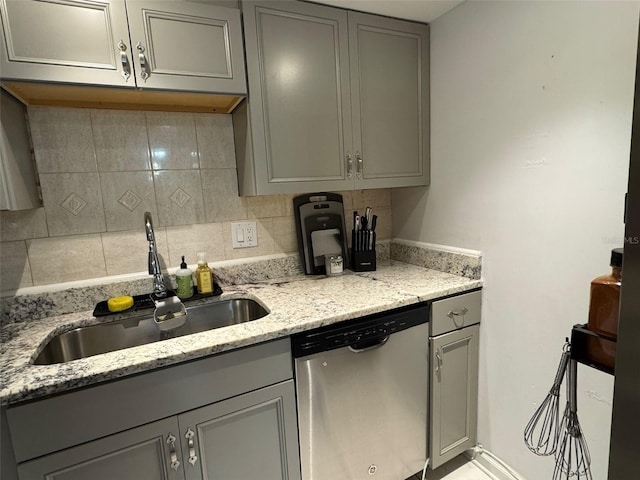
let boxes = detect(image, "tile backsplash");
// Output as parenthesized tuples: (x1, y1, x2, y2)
(0, 106, 392, 293)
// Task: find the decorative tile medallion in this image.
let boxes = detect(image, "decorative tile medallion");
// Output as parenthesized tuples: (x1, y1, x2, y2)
(118, 190, 143, 212)
(170, 188, 191, 208)
(60, 193, 87, 216)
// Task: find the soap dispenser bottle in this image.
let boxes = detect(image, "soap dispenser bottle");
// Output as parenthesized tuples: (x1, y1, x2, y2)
(195, 251, 214, 295)
(175, 256, 194, 299)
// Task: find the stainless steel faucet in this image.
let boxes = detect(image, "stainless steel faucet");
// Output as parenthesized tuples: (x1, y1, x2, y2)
(144, 212, 166, 298)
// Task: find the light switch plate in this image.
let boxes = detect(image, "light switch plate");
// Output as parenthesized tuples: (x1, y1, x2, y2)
(231, 221, 258, 248)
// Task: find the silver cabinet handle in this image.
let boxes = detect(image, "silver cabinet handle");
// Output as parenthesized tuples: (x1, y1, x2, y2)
(355, 151, 363, 178)
(435, 350, 443, 375)
(166, 433, 180, 471)
(346, 152, 353, 179)
(185, 428, 198, 466)
(136, 42, 150, 81)
(446, 307, 468, 319)
(117, 40, 131, 82)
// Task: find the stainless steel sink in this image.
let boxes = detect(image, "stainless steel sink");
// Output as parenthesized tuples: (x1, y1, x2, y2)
(33, 298, 269, 365)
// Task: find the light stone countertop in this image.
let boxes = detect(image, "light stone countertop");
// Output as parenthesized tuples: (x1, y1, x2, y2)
(0, 261, 481, 405)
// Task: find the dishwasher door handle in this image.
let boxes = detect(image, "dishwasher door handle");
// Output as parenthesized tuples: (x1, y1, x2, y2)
(349, 335, 390, 353)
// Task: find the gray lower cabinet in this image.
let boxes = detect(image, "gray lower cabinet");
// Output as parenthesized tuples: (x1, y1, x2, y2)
(6, 339, 300, 480)
(0, 0, 246, 94)
(17, 417, 181, 480)
(18, 381, 299, 480)
(429, 291, 481, 469)
(179, 381, 300, 480)
(235, 0, 429, 195)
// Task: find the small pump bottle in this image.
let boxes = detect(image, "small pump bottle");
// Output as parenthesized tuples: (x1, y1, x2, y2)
(175, 256, 194, 299)
(195, 252, 214, 295)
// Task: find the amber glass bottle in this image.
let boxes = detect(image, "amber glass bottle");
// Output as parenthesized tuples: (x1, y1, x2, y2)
(587, 248, 623, 339)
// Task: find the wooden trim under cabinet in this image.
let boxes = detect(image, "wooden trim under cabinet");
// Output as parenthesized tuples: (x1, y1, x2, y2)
(2, 81, 245, 113)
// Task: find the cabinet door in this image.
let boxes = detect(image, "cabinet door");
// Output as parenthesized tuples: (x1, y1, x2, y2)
(178, 380, 301, 480)
(349, 12, 430, 188)
(125, 0, 246, 94)
(430, 324, 479, 469)
(0, 0, 133, 86)
(241, 0, 354, 194)
(17, 417, 185, 480)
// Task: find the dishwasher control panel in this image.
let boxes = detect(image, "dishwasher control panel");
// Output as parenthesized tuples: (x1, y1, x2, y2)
(292, 303, 429, 357)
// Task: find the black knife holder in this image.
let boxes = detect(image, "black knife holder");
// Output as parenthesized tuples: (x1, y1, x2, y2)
(351, 248, 376, 272)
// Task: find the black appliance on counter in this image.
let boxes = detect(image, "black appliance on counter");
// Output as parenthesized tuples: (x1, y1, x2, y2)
(294, 193, 349, 275)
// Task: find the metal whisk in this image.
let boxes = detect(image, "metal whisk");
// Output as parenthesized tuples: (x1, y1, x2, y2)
(524, 342, 571, 455)
(553, 358, 593, 479)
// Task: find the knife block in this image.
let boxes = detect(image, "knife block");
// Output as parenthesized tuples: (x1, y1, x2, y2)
(350, 248, 376, 272)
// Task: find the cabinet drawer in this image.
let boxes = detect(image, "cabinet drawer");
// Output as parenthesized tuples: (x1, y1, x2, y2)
(431, 290, 481, 336)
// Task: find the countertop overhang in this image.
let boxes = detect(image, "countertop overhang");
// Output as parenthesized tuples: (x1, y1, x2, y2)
(0, 261, 481, 405)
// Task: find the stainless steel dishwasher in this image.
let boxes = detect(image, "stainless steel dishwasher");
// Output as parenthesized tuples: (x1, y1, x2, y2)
(292, 304, 429, 480)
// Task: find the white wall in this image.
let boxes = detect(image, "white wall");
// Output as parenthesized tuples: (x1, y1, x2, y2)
(392, 1, 639, 479)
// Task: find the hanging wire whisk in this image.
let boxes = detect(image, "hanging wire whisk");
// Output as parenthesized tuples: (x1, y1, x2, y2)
(553, 358, 593, 480)
(524, 342, 571, 456)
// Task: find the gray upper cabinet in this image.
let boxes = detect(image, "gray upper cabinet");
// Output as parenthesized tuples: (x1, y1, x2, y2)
(235, 0, 429, 195)
(0, 0, 131, 86)
(0, 0, 246, 94)
(1, 89, 40, 211)
(125, 0, 246, 93)
(237, 0, 354, 195)
(348, 12, 430, 189)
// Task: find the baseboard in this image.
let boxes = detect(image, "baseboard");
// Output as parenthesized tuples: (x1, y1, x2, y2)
(466, 448, 527, 480)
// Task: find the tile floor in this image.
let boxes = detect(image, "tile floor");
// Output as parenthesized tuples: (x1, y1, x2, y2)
(405, 455, 492, 480)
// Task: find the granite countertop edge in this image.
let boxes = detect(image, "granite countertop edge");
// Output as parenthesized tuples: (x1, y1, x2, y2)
(0, 262, 482, 406)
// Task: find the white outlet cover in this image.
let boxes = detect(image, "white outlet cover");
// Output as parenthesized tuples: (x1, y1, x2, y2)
(231, 221, 258, 248)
